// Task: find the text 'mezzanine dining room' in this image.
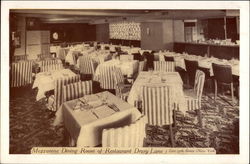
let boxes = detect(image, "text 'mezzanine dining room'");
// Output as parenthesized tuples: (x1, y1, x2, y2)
(8, 8, 242, 155)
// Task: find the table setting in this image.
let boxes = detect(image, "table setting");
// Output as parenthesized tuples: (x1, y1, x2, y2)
(53, 91, 142, 147)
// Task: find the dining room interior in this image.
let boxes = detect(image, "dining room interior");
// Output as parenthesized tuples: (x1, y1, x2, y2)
(9, 9, 240, 154)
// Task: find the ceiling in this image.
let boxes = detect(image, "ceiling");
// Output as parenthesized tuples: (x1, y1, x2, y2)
(10, 9, 239, 24)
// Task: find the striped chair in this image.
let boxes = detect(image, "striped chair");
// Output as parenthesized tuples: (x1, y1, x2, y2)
(183, 70, 205, 127)
(40, 63, 63, 72)
(47, 75, 80, 111)
(138, 60, 146, 72)
(10, 61, 33, 87)
(114, 67, 132, 101)
(63, 81, 92, 102)
(184, 70, 205, 111)
(153, 61, 175, 72)
(142, 84, 175, 146)
(102, 116, 147, 147)
(78, 56, 96, 75)
(41, 59, 61, 66)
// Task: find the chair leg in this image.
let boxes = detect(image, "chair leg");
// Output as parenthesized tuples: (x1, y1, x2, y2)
(197, 109, 203, 128)
(231, 82, 235, 104)
(169, 124, 175, 147)
(173, 110, 177, 128)
(214, 80, 217, 101)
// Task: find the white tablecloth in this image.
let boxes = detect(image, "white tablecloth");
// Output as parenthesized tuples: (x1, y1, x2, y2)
(127, 71, 187, 113)
(157, 52, 239, 76)
(32, 69, 76, 101)
(54, 91, 142, 147)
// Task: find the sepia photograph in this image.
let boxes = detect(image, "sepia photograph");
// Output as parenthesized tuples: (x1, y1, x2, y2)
(1, 1, 249, 164)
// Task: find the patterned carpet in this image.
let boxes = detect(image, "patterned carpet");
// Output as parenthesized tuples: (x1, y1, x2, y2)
(9, 84, 239, 154)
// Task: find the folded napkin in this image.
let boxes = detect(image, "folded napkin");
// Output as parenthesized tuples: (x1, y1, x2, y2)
(92, 105, 116, 118)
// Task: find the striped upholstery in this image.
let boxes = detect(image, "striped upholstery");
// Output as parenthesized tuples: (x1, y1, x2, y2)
(98, 65, 116, 89)
(142, 84, 173, 126)
(113, 67, 125, 85)
(50, 75, 80, 111)
(78, 56, 96, 75)
(153, 61, 175, 72)
(40, 63, 63, 72)
(102, 116, 147, 147)
(41, 59, 61, 66)
(114, 67, 132, 99)
(138, 61, 146, 72)
(10, 61, 33, 87)
(63, 81, 92, 102)
(184, 70, 205, 111)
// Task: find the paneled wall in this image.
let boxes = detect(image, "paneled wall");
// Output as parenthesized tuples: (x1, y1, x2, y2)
(13, 16, 26, 56)
(26, 31, 50, 60)
(141, 20, 175, 51)
(96, 23, 109, 43)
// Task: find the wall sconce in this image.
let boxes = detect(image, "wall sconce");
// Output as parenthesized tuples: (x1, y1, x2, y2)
(146, 27, 150, 35)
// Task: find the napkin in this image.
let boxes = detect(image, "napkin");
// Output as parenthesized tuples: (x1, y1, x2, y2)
(92, 105, 116, 118)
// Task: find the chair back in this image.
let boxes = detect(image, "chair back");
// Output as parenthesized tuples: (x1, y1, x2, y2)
(153, 61, 175, 72)
(10, 61, 33, 87)
(212, 63, 232, 84)
(63, 81, 92, 102)
(40, 63, 63, 72)
(41, 59, 61, 66)
(78, 56, 96, 75)
(144, 52, 154, 69)
(184, 59, 198, 85)
(113, 67, 125, 85)
(132, 53, 141, 61)
(138, 61, 146, 72)
(102, 116, 147, 147)
(142, 84, 173, 126)
(54, 75, 80, 111)
(194, 70, 205, 99)
(164, 56, 174, 62)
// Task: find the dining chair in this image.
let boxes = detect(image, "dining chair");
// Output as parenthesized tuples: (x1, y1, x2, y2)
(143, 52, 154, 70)
(114, 67, 132, 101)
(184, 59, 198, 88)
(132, 53, 141, 61)
(47, 75, 80, 112)
(78, 56, 96, 80)
(212, 63, 235, 104)
(102, 116, 147, 147)
(153, 61, 175, 72)
(40, 63, 64, 72)
(141, 84, 175, 147)
(164, 56, 175, 62)
(63, 80, 92, 102)
(183, 70, 205, 127)
(41, 59, 61, 67)
(10, 60, 33, 87)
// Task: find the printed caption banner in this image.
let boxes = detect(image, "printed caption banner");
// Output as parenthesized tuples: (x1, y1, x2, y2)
(31, 147, 216, 154)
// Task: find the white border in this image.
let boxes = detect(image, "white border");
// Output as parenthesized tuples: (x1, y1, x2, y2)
(1, 1, 249, 164)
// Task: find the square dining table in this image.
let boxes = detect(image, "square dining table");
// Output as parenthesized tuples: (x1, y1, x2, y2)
(32, 69, 76, 101)
(127, 71, 187, 113)
(53, 91, 142, 147)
